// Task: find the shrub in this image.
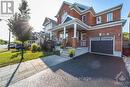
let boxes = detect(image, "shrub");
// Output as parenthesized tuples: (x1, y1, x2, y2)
(31, 43, 38, 52)
(41, 40, 55, 52)
(128, 40, 130, 45)
(54, 50, 60, 56)
(37, 46, 41, 51)
(68, 48, 75, 57)
(24, 45, 30, 50)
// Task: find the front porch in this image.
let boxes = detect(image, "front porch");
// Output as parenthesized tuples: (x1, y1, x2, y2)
(52, 19, 90, 48)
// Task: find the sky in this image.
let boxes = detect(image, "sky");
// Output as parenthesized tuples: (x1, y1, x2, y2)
(0, 0, 130, 41)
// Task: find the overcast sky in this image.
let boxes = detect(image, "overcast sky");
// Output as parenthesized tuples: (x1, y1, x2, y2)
(0, 0, 130, 41)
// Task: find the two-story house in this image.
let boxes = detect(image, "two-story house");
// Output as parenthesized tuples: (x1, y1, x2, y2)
(43, 17, 57, 39)
(45, 1, 126, 57)
(27, 31, 45, 46)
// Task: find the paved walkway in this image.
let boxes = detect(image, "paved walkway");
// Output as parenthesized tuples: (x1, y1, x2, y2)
(9, 53, 130, 87)
(60, 47, 88, 58)
(0, 55, 69, 87)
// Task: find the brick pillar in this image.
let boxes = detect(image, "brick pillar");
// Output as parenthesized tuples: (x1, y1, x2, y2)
(62, 39, 66, 48)
(72, 38, 77, 48)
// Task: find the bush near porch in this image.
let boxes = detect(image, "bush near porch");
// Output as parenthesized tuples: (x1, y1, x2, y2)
(123, 47, 130, 57)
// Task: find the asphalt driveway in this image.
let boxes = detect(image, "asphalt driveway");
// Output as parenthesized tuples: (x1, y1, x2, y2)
(10, 53, 130, 87)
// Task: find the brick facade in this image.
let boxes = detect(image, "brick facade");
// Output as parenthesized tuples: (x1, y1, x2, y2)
(54, 2, 123, 56)
(87, 25, 122, 51)
(56, 3, 121, 26)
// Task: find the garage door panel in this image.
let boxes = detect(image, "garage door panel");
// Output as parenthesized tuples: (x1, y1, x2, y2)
(91, 40, 113, 54)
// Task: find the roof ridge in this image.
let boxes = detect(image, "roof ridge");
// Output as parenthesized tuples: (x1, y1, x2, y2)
(96, 4, 123, 16)
(74, 2, 89, 8)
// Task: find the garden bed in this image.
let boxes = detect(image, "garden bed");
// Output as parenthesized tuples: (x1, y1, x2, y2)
(123, 47, 130, 57)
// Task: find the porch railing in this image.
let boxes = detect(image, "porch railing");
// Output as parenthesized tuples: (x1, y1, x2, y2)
(78, 40, 87, 47)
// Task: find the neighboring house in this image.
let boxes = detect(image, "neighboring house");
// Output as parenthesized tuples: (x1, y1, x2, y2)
(27, 31, 45, 46)
(46, 1, 126, 57)
(43, 17, 57, 39)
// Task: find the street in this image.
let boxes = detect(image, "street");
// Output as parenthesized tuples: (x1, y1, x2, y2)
(0, 45, 7, 50)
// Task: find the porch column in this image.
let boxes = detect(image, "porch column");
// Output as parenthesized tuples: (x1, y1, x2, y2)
(50, 32, 52, 40)
(72, 23, 77, 48)
(63, 27, 66, 39)
(63, 27, 66, 48)
(74, 23, 77, 38)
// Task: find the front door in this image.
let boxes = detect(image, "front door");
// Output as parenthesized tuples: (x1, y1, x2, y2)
(78, 32, 87, 47)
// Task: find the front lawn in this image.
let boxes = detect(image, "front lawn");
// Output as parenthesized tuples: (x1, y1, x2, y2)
(0, 51, 44, 67)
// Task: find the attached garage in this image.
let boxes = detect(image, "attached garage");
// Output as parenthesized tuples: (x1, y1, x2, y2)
(90, 37, 114, 55)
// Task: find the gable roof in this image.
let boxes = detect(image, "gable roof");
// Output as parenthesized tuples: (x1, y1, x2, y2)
(55, 1, 72, 17)
(95, 4, 123, 16)
(43, 17, 56, 26)
(55, 1, 122, 17)
(55, 1, 92, 17)
(71, 2, 91, 12)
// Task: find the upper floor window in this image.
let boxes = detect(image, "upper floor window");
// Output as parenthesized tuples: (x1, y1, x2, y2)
(82, 15, 86, 23)
(107, 12, 113, 22)
(61, 11, 68, 23)
(96, 16, 102, 24)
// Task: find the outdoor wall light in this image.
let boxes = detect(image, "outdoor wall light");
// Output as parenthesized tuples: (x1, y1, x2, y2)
(99, 33, 102, 36)
(118, 33, 121, 37)
(107, 33, 109, 35)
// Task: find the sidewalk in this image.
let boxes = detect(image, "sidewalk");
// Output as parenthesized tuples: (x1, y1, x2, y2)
(0, 55, 69, 87)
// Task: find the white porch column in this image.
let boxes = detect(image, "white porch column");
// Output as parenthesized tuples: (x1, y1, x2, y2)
(74, 23, 77, 38)
(63, 27, 66, 39)
(50, 32, 52, 40)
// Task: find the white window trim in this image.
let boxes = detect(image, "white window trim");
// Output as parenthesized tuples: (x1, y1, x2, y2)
(107, 12, 113, 22)
(96, 16, 102, 24)
(61, 15, 74, 24)
(82, 15, 86, 23)
(61, 12, 68, 23)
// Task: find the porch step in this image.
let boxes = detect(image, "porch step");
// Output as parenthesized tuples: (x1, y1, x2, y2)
(60, 50, 70, 58)
(75, 47, 89, 56)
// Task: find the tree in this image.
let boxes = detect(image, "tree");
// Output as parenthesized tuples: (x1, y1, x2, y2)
(7, 0, 32, 59)
(0, 39, 7, 45)
(123, 32, 129, 40)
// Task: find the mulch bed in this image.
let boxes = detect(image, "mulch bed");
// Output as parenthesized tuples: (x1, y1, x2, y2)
(123, 46, 130, 57)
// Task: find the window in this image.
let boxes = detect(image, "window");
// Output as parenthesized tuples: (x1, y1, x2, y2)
(59, 32, 68, 39)
(96, 16, 102, 24)
(64, 17, 72, 23)
(82, 15, 86, 23)
(107, 12, 113, 22)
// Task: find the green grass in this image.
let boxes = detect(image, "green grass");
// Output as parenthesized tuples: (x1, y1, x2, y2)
(0, 51, 44, 67)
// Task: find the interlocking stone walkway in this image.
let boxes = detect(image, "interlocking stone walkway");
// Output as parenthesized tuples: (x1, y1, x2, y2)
(0, 55, 69, 87)
(9, 53, 130, 87)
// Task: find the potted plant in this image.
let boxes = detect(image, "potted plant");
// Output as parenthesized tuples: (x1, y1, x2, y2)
(68, 48, 75, 57)
(60, 44, 64, 49)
